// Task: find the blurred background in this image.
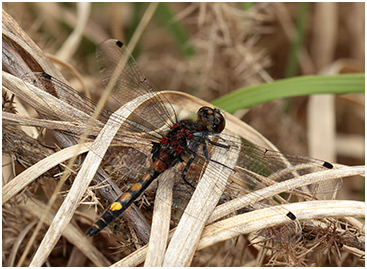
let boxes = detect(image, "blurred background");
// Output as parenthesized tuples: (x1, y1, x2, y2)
(2, 2, 365, 266)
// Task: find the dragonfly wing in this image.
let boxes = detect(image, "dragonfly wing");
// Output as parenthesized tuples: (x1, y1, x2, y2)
(216, 132, 343, 199)
(96, 39, 177, 134)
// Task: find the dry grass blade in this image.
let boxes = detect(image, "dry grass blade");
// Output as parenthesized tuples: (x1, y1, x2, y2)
(144, 169, 175, 266)
(199, 200, 365, 250)
(311, 2, 337, 69)
(2, 142, 92, 204)
(308, 95, 336, 162)
(209, 165, 365, 223)
(112, 243, 149, 267)
(6, 220, 38, 267)
(2, 72, 95, 125)
(162, 130, 240, 266)
(55, 2, 91, 61)
(2, 9, 67, 81)
(307, 3, 338, 165)
(3, 111, 86, 135)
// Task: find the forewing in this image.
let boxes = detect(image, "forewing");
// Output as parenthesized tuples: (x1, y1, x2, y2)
(96, 39, 177, 134)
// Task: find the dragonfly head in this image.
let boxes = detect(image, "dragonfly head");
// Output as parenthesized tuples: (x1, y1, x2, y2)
(197, 106, 226, 133)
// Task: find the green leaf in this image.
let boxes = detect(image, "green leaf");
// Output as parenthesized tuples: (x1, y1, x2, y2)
(212, 74, 365, 113)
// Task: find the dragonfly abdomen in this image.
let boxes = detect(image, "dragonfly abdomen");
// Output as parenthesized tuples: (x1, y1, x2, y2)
(86, 157, 172, 236)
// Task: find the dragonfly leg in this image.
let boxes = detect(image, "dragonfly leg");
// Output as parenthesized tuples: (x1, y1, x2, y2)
(181, 154, 196, 189)
(193, 131, 230, 149)
(207, 139, 230, 149)
(202, 140, 234, 171)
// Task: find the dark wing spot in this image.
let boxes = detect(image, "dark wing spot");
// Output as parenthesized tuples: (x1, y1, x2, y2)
(322, 161, 333, 169)
(116, 40, 124, 47)
(41, 72, 52, 79)
(286, 211, 296, 220)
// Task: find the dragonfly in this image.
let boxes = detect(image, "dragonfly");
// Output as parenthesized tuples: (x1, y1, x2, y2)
(21, 39, 342, 239)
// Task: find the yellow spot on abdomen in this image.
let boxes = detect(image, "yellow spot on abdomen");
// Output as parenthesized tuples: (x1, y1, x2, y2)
(110, 202, 123, 211)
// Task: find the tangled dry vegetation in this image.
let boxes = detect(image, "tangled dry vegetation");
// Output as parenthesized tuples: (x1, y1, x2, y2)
(2, 2, 365, 267)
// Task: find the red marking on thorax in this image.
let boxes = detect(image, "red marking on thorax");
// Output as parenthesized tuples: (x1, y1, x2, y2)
(184, 129, 192, 138)
(176, 145, 184, 154)
(159, 123, 194, 155)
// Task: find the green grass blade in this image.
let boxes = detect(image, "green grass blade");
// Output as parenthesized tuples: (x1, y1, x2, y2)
(212, 74, 365, 113)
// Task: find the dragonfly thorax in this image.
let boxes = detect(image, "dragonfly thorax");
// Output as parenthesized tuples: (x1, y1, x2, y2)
(158, 121, 196, 157)
(154, 107, 225, 165)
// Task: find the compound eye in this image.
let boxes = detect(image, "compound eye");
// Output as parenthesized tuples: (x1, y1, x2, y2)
(213, 110, 225, 133)
(197, 106, 211, 119)
(198, 106, 210, 114)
